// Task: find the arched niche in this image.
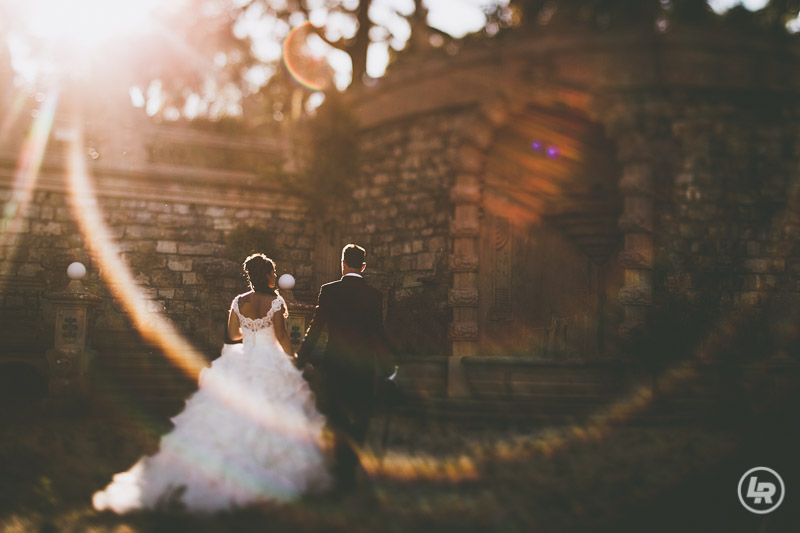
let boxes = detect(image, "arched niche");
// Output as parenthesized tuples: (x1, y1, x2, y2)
(479, 105, 624, 358)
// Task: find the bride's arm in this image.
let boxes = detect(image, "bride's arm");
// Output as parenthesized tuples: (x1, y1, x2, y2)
(227, 309, 242, 342)
(273, 310, 294, 357)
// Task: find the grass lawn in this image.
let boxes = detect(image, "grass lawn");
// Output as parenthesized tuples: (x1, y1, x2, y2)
(1, 391, 798, 532)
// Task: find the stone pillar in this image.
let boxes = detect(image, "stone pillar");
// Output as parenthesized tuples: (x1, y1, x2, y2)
(617, 162, 655, 337)
(279, 273, 317, 354)
(447, 146, 483, 397)
(45, 262, 102, 401)
(446, 102, 510, 396)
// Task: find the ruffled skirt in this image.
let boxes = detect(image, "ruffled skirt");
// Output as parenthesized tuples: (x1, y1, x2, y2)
(92, 341, 331, 513)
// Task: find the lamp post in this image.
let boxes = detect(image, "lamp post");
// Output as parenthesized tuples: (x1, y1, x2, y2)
(278, 273, 318, 353)
(45, 262, 102, 402)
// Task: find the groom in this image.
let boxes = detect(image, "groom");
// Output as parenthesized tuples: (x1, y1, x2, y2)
(297, 243, 392, 493)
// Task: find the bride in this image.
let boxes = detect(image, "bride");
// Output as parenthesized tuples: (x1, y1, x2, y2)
(93, 254, 331, 513)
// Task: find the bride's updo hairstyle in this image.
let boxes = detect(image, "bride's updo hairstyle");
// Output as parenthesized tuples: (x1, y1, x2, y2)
(243, 253, 277, 294)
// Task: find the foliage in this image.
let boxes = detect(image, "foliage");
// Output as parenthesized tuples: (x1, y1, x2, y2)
(224, 223, 277, 264)
(623, 287, 800, 392)
(1, 407, 798, 532)
(507, 0, 800, 33)
(289, 91, 359, 217)
(386, 287, 450, 356)
(621, 291, 716, 376)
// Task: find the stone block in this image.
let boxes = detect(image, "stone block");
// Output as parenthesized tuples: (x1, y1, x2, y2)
(770, 258, 786, 272)
(156, 241, 178, 254)
(402, 273, 422, 288)
(32, 221, 63, 236)
(158, 288, 175, 299)
(174, 288, 198, 300)
(205, 206, 228, 217)
(289, 250, 310, 261)
(125, 226, 161, 240)
(173, 203, 191, 215)
(135, 211, 157, 224)
(417, 252, 436, 271)
(428, 236, 447, 252)
(120, 199, 147, 209)
(168, 258, 193, 272)
(183, 272, 200, 285)
(106, 225, 125, 239)
(165, 300, 185, 313)
(147, 202, 172, 214)
(4, 294, 24, 308)
(132, 241, 157, 253)
(17, 264, 43, 277)
(744, 258, 768, 273)
(735, 291, 762, 306)
(296, 264, 313, 278)
(146, 300, 165, 313)
(178, 243, 214, 255)
(214, 218, 235, 231)
(151, 270, 181, 287)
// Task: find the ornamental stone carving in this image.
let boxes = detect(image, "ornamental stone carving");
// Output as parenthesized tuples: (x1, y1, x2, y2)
(448, 321, 479, 341)
(450, 219, 481, 238)
(618, 213, 653, 233)
(450, 181, 481, 204)
(449, 254, 479, 272)
(618, 321, 646, 340)
(448, 288, 479, 306)
(457, 145, 485, 174)
(618, 250, 653, 269)
(464, 123, 494, 149)
(618, 164, 654, 196)
(618, 286, 653, 306)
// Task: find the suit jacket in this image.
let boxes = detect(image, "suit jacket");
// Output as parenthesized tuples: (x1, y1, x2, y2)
(298, 275, 392, 389)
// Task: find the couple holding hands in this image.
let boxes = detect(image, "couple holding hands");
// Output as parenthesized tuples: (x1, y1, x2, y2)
(93, 244, 395, 512)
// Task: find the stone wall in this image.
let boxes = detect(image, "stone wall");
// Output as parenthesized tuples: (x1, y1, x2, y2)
(4, 23, 800, 387)
(351, 25, 800, 364)
(338, 109, 479, 355)
(0, 124, 310, 359)
(651, 91, 800, 307)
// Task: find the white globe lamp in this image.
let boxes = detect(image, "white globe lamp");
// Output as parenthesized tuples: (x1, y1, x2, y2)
(278, 273, 296, 290)
(67, 262, 87, 280)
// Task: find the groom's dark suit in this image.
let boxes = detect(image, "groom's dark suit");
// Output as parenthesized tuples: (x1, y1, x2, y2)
(297, 274, 391, 491)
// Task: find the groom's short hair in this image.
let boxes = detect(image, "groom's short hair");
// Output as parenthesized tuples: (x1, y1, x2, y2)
(342, 244, 366, 268)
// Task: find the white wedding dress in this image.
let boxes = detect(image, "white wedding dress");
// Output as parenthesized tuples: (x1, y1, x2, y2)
(93, 295, 330, 513)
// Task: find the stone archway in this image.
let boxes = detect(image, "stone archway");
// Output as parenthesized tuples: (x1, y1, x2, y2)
(446, 95, 633, 394)
(478, 105, 623, 358)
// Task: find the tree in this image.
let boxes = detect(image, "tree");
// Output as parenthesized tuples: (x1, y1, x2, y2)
(507, 0, 800, 32)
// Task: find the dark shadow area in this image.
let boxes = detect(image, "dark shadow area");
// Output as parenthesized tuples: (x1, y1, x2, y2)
(0, 361, 47, 419)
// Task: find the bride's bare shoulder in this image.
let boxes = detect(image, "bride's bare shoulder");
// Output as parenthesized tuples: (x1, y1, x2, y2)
(235, 290, 255, 304)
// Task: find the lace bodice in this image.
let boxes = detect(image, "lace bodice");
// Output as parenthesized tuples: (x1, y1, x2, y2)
(231, 294, 288, 345)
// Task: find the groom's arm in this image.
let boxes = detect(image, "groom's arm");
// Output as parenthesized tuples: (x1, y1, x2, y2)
(372, 291, 396, 377)
(296, 286, 329, 367)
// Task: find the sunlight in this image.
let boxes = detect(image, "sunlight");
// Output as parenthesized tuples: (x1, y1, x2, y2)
(0, 91, 58, 285)
(15, 0, 163, 49)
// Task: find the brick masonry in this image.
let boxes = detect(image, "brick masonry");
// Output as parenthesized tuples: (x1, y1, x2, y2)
(2, 25, 800, 371)
(0, 129, 311, 356)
